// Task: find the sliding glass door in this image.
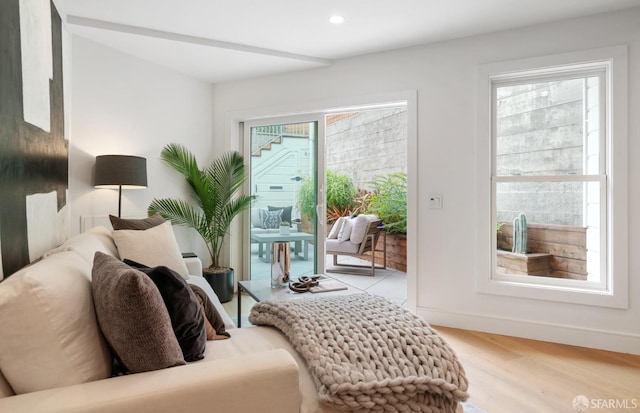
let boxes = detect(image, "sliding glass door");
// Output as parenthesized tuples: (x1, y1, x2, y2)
(243, 115, 325, 281)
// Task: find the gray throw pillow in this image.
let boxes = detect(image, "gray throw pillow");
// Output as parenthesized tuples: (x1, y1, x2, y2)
(91, 252, 185, 373)
(109, 213, 165, 230)
(268, 205, 292, 224)
(262, 209, 283, 229)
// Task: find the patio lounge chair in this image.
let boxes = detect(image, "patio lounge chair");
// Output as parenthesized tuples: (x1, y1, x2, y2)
(325, 214, 387, 276)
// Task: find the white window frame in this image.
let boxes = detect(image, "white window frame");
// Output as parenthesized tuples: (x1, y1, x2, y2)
(476, 46, 628, 308)
(492, 69, 607, 289)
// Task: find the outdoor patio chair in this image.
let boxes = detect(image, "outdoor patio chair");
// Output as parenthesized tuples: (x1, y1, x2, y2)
(325, 215, 387, 276)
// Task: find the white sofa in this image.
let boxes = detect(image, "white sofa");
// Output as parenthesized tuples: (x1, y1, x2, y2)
(0, 226, 346, 413)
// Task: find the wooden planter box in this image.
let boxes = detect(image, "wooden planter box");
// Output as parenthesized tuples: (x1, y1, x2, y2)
(496, 250, 551, 276)
(362, 233, 407, 272)
(497, 222, 587, 280)
(301, 215, 314, 234)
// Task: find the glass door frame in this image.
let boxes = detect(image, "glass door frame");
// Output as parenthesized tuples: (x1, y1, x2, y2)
(242, 113, 326, 280)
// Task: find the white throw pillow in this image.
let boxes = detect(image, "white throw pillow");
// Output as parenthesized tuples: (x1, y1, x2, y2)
(327, 217, 345, 239)
(349, 214, 378, 245)
(112, 221, 189, 278)
(0, 251, 112, 394)
(251, 208, 263, 228)
(337, 217, 354, 243)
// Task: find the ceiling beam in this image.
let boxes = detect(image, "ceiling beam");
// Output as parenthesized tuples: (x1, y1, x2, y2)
(66, 15, 334, 65)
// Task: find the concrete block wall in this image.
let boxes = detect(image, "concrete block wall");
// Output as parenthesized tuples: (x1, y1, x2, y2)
(495, 78, 587, 226)
(326, 107, 407, 191)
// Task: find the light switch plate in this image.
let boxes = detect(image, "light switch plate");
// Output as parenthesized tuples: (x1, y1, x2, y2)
(428, 194, 443, 209)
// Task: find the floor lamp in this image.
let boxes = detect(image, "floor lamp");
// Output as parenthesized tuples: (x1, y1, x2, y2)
(94, 155, 148, 218)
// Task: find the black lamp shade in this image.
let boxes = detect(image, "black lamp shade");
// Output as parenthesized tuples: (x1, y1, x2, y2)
(94, 155, 147, 189)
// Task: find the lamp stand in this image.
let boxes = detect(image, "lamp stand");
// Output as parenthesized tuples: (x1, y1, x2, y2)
(118, 185, 122, 218)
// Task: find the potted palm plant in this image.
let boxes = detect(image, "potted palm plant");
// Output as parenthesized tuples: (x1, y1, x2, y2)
(148, 143, 252, 303)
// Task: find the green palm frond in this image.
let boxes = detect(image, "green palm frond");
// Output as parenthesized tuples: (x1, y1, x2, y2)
(160, 143, 198, 177)
(215, 196, 253, 238)
(149, 144, 252, 269)
(207, 152, 246, 201)
(148, 198, 205, 234)
(160, 144, 210, 212)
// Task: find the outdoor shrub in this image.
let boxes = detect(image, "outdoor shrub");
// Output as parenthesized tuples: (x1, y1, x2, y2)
(367, 172, 407, 235)
(326, 170, 356, 215)
(327, 189, 372, 222)
(297, 176, 316, 220)
(297, 170, 357, 223)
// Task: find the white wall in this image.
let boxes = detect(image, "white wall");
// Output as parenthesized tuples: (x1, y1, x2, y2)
(211, 9, 640, 353)
(69, 36, 215, 263)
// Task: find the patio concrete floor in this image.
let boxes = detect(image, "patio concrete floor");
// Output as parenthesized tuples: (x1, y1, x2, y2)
(223, 243, 407, 325)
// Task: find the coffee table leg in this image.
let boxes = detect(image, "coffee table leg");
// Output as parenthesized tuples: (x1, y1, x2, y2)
(237, 284, 242, 328)
(257, 241, 271, 263)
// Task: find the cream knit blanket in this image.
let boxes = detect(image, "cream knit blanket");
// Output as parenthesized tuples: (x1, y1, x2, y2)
(248, 294, 469, 413)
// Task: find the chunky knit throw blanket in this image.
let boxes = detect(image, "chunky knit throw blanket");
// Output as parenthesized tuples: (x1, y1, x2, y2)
(248, 294, 469, 413)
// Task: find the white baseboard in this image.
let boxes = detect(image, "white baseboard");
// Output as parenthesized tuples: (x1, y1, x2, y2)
(418, 307, 640, 355)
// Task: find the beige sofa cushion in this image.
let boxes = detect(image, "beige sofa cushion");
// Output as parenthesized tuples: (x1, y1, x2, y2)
(0, 369, 13, 398)
(92, 253, 186, 373)
(43, 226, 119, 265)
(0, 251, 112, 394)
(112, 221, 189, 278)
(201, 326, 342, 413)
(325, 239, 360, 254)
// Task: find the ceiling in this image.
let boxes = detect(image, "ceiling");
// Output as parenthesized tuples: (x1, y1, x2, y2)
(54, 0, 640, 84)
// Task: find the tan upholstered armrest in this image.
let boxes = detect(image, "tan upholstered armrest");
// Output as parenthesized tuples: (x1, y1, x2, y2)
(0, 350, 300, 413)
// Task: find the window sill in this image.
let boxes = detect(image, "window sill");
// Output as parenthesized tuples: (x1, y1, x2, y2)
(477, 272, 627, 309)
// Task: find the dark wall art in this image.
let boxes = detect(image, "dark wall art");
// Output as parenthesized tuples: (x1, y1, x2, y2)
(0, 0, 69, 279)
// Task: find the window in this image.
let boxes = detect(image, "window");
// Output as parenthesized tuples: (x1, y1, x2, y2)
(493, 69, 606, 287)
(477, 47, 628, 308)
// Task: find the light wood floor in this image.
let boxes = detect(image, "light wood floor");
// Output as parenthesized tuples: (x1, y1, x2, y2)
(223, 294, 640, 413)
(434, 326, 640, 413)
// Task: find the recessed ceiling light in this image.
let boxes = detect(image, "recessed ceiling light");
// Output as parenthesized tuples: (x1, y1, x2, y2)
(329, 15, 344, 24)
